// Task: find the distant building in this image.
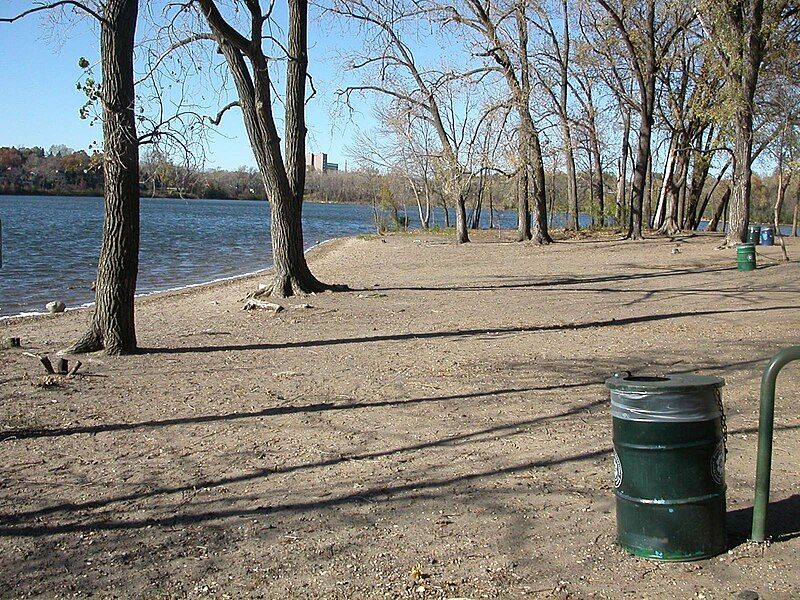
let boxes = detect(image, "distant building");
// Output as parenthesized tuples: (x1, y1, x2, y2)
(306, 152, 339, 173)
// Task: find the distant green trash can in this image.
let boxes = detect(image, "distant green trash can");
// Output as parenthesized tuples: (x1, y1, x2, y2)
(737, 243, 756, 271)
(747, 224, 761, 244)
(607, 373, 727, 561)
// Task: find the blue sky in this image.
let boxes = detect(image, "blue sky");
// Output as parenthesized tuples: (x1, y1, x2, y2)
(0, 1, 382, 170)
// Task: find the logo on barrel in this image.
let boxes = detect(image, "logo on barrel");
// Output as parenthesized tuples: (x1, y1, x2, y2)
(711, 442, 726, 486)
(613, 450, 623, 488)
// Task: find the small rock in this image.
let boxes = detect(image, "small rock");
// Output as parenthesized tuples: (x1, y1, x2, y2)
(737, 591, 759, 600)
(46, 301, 66, 313)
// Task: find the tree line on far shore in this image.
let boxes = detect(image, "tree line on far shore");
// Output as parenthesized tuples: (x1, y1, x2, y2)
(2, 143, 798, 233)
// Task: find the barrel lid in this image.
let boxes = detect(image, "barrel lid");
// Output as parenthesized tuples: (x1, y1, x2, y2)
(605, 373, 725, 393)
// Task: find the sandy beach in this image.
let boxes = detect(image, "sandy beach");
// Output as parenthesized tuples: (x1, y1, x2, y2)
(0, 230, 798, 599)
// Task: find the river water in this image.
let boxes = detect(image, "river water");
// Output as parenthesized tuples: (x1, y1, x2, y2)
(0, 196, 383, 318)
(0, 195, 535, 317)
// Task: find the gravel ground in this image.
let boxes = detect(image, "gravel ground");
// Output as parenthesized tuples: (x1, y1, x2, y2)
(0, 229, 798, 599)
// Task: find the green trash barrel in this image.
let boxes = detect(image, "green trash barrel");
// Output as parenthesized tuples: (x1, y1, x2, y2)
(606, 374, 727, 561)
(747, 224, 761, 244)
(737, 243, 756, 271)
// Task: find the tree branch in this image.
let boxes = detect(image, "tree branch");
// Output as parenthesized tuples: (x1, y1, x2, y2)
(0, 0, 105, 24)
(136, 33, 216, 86)
(207, 101, 240, 125)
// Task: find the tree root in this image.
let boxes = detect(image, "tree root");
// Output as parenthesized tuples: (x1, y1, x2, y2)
(252, 275, 350, 299)
(718, 236, 744, 249)
(69, 329, 104, 355)
(530, 232, 553, 245)
(655, 220, 681, 236)
(68, 326, 137, 356)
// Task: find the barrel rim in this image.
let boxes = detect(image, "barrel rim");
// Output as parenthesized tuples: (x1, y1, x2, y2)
(605, 373, 724, 393)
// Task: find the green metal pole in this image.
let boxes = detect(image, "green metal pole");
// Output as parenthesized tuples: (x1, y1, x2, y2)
(751, 345, 800, 542)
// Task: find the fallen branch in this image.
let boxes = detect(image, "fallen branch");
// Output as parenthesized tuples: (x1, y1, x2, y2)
(242, 298, 284, 312)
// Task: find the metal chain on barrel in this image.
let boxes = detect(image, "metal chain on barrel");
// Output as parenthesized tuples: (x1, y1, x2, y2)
(715, 387, 728, 455)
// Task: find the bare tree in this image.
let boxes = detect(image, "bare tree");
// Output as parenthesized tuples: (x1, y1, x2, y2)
(569, 46, 608, 226)
(532, 0, 581, 231)
(651, 29, 709, 236)
(593, 0, 690, 239)
(696, 0, 797, 246)
(334, 0, 486, 243)
(172, 0, 339, 296)
(3, 0, 144, 354)
(439, 0, 552, 242)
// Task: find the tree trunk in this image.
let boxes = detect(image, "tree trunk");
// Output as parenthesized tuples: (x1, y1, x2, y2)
(695, 159, 730, 229)
(727, 109, 754, 245)
(516, 125, 532, 241)
(423, 182, 431, 228)
(470, 176, 483, 230)
(199, 0, 332, 298)
(269, 190, 325, 295)
(587, 148, 595, 226)
(371, 195, 381, 234)
(455, 191, 469, 243)
(677, 162, 687, 227)
(548, 166, 556, 228)
(590, 128, 604, 226)
(417, 191, 430, 229)
(529, 127, 552, 244)
(616, 109, 630, 228)
(409, 179, 428, 229)
(562, 120, 579, 231)
(628, 105, 652, 240)
(657, 138, 689, 236)
(774, 159, 790, 231)
(653, 134, 676, 229)
(685, 146, 712, 229)
(488, 184, 495, 228)
(71, 0, 140, 355)
(707, 187, 731, 232)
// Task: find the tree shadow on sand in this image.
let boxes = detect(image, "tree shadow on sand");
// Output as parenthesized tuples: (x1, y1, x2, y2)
(0, 392, 610, 535)
(140, 305, 798, 355)
(361, 263, 787, 294)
